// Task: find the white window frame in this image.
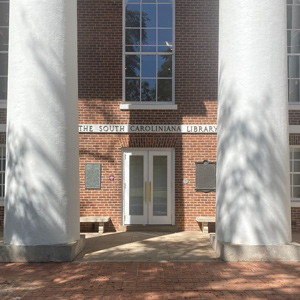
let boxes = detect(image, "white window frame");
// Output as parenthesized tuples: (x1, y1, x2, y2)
(0, 144, 5, 207)
(121, 0, 177, 110)
(290, 146, 300, 207)
(0, 0, 9, 108)
(287, 0, 300, 108)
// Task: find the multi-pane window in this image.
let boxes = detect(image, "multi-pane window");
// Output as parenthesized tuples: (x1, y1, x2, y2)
(0, 0, 9, 101)
(0, 145, 5, 201)
(287, 0, 300, 103)
(290, 148, 300, 200)
(124, 0, 174, 103)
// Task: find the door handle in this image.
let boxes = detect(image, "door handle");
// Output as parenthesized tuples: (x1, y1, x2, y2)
(145, 181, 147, 203)
(150, 181, 152, 203)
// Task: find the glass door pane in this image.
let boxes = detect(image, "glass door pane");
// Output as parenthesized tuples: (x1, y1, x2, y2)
(149, 150, 172, 224)
(124, 149, 172, 225)
(123, 150, 148, 225)
(129, 156, 144, 215)
(153, 156, 168, 216)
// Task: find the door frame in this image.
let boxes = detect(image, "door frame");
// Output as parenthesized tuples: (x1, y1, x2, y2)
(122, 148, 175, 226)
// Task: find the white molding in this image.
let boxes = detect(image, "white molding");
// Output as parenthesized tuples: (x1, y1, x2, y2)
(0, 124, 6, 132)
(0, 101, 7, 109)
(291, 201, 300, 208)
(122, 1, 175, 104)
(289, 125, 300, 133)
(79, 124, 217, 134)
(120, 104, 178, 110)
(288, 104, 300, 110)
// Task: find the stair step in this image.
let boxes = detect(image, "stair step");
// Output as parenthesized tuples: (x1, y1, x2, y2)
(119, 225, 178, 232)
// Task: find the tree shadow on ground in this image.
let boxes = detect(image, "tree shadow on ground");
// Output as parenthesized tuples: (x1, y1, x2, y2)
(1, 259, 300, 299)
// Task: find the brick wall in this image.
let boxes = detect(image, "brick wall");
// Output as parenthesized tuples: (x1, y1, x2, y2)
(79, 134, 123, 232)
(0, 109, 7, 124)
(290, 133, 300, 145)
(77, 0, 219, 231)
(289, 111, 300, 125)
(174, 135, 217, 231)
(77, 0, 219, 125)
(79, 133, 217, 231)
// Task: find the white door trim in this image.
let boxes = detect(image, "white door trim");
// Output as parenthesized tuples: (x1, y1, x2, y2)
(122, 148, 175, 226)
(148, 150, 172, 224)
(123, 150, 148, 225)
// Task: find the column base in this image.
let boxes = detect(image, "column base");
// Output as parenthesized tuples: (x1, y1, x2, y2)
(0, 235, 85, 262)
(210, 234, 300, 262)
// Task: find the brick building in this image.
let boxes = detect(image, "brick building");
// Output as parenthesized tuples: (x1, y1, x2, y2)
(0, 0, 299, 261)
(77, 0, 218, 232)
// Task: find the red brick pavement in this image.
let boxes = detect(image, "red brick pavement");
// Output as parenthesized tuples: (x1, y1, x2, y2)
(0, 262, 300, 299)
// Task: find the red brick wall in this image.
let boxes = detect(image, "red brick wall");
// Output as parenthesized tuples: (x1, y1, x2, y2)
(175, 135, 217, 231)
(0, 109, 7, 124)
(290, 133, 300, 145)
(77, 0, 219, 231)
(289, 111, 300, 125)
(77, 0, 219, 124)
(79, 134, 123, 232)
(79, 133, 217, 231)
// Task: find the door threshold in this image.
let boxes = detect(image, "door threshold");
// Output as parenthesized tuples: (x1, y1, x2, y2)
(118, 225, 178, 232)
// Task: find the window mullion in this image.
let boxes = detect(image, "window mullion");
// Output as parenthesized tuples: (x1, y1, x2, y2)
(140, 1, 142, 102)
(156, 0, 158, 102)
(124, 0, 174, 104)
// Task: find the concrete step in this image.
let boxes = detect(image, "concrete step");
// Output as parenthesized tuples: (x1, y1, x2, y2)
(118, 225, 178, 232)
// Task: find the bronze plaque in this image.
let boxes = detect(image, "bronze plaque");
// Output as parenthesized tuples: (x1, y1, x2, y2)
(195, 161, 216, 192)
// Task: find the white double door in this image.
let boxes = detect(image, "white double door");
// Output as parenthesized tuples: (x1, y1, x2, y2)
(123, 149, 173, 225)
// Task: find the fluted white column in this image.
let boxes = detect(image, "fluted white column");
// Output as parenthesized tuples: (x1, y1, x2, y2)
(216, 0, 291, 245)
(4, 0, 80, 246)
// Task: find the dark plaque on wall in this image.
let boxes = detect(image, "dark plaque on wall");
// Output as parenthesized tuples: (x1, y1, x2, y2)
(195, 161, 216, 192)
(85, 163, 101, 189)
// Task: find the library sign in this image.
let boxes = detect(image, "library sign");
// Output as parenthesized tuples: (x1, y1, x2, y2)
(79, 124, 217, 134)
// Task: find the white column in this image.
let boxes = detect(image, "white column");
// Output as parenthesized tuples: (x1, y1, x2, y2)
(216, 0, 291, 245)
(4, 0, 80, 246)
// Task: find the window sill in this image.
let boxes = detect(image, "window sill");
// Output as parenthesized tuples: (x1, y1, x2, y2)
(120, 104, 177, 110)
(289, 104, 300, 110)
(0, 199, 3, 207)
(291, 200, 300, 207)
(0, 100, 7, 109)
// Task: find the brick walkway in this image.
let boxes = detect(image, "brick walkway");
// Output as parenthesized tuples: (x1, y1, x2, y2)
(1, 262, 300, 299)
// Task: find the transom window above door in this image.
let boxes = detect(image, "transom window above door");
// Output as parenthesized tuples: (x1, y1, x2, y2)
(123, 0, 174, 105)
